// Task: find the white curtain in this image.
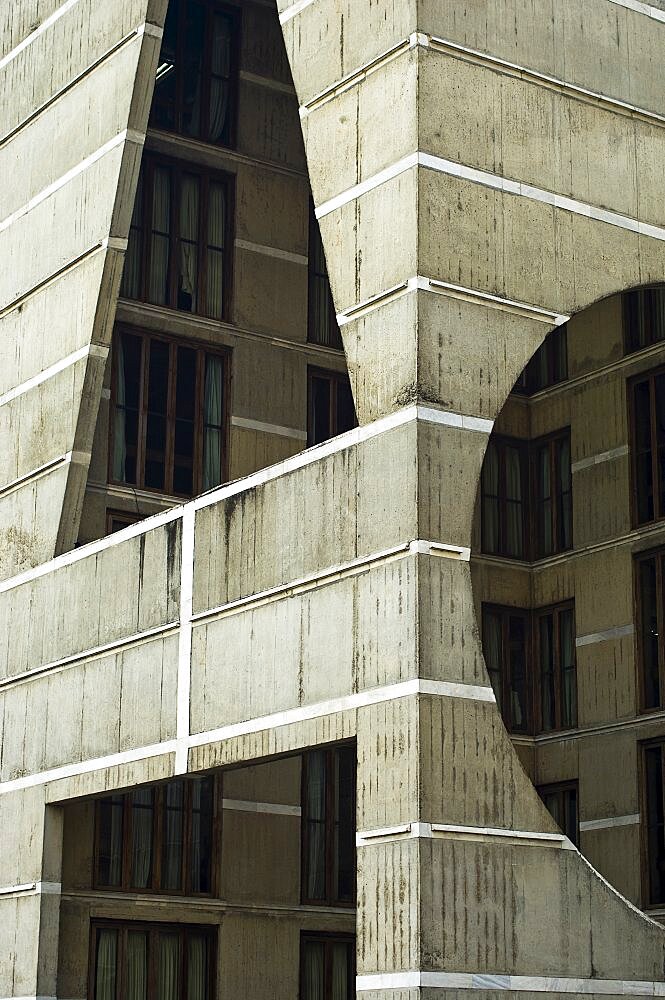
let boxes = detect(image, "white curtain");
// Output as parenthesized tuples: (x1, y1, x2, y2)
(112, 336, 127, 483)
(302, 942, 325, 1000)
(203, 357, 224, 490)
(149, 167, 171, 305)
(206, 183, 226, 319)
(179, 175, 199, 311)
(126, 932, 147, 1000)
(209, 15, 231, 141)
(121, 172, 143, 299)
(162, 782, 184, 890)
(159, 934, 180, 1000)
(306, 752, 326, 899)
(130, 789, 153, 889)
(95, 929, 117, 1000)
(332, 944, 350, 1000)
(483, 613, 502, 707)
(187, 935, 208, 1000)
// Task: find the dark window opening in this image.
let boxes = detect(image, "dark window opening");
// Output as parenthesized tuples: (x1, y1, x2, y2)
(630, 368, 665, 527)
(300, 934, 355, 1000)
(308, 202, 343, 350)
(302, 746, 356, 907)
(636, 547, 665, 712)
(481, 438, 528, 559)
(536, 602, 577, 733)
(643, 741, 665, 906)
(308, 369, 357, 447)
(537, 781, 579, 847)
(532, 431, 572, 559)
(625, 288, 665, 355)
(481, 606, 529, 733)
(513, 325, 568, 395)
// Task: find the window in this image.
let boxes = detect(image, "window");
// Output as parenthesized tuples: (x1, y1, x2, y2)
(121, 155, 233, 321)
(300, 934, 355, 1000)
(151, 0, 239, 148)
(302, 746, 356, 906)
(106, 511, 142, 534)
(481, 605, 530, 733)
(308, 203, 343, 350)
(95, 776, 217, 895)
(110, 328, 228, 498)
(643, 741, 665, 906)
(635, 547, 665, 711)
(308, 369, 357, 447)
(630, 368, 665, 526)
(90, 922, 215, 1000)
(625, 288, 665, 355)
(535, 603, 577, 733)
(514, 325, 568, 395)
(481, 437, 528, 559)
(538, 781, 579, 846)
(532, 430, 572, 559)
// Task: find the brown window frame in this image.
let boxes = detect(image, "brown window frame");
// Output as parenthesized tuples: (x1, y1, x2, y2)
(624, 287, 665, 355)
(534, 601, 577, 734)
(150, 0, 241, 149)
(106, 510, 142, 535)
(480, 435, 529, 560)
(530, 428, 573, 559)
(629, 366, 665, 528)
(307, 367, 357, 448)
(299, 932, 356, 1000)
(93, 775, 220, 897)
(537, 780, 579, 847)
(108, 325, 231, 499)
(89, 920, 217, 1000)
(122, 153, 235, 322)
(301, 744, 356, 908)
(307, 201, 343, 350)
(635, 546, 665, 713)
(481, 604, 531, 733)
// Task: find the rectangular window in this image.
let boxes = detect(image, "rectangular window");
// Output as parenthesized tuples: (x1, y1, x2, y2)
(308, 203, 343, 350)
(481, 605, 530, 733)
(481, 437, 528, 559)
(630, 368, 665, 526)
(514, 325, 568, 395)
(150, 0, 239, 148)
(537, 781, 579, 847)
(643, 741, 665, 906)
(110, 328, 229, 498)
(120, 154, 233, 321)
(635, 547, 665, 711)
(300, 934, 355, 1000)
(625, 288, 665, 354)
(308, 369, 357, 447)
(94, 776, 217, 896)
(535, 603, 577, 733)
(302, 746, 356, 906)
(532, 430, 572, 559)
(106, 511, 142, 534)
(90, 921, 215, 1000)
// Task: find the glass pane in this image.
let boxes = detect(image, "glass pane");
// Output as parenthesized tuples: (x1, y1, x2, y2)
(148, 167, 171, 306)
(336, 380, 357, 436)
(178, 175, 199, 313)
(130, 788, 154, 889)
(145, 340, 170, 491)
(539, 615, 555, 731)
(646, 745, 665, 904)
(310, 377, 331, 446)
(305, 751, 326, 900)
(481, 442, 499, 554)
(125, 931, 148, 1000)
(174, 347, 196, 496)
(557, 436, 572, 551)
(641, 557, 661, 709)
(190, 777, 214, 893)
(565, 788, 578, 845)
(161, 781, 185, 891)
(634, 380, 654, 524)
(95, 928, 118, 1000)
(334, 747, 355, 902)
(151, 0, 178, 131)
(182, 1, 205, 138)
(158, 933, 181, 1000)
(112, 333, 142, 485)
(302, 941, 325, 1000)
(505, 445, 524, 558)
(536, 445, 552, 558)
(656, 374, 665, 519)
(207, 184, 226, 319)
(559, 609, 577, 728)
(508, 614, 527, 732)
(203, 355, 224, 491)
(332, 942, 352, 1000)
(188, 934, 209, 1000)
(97, 796, 124, 887)
(209, 14, 232, 143)
(482, 610, 503, 711)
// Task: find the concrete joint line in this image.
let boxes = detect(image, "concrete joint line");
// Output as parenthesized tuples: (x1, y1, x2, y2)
(571, 444, 630, 473)
(0, 880, 61, 897)
(235, 238, 308, 266)
(176, 507, 195, 774)
(317, 150, 665, 244)
(0, 344, 109, 409)
(576, 623, 634, 647)
(337, 275, 569, 329)
(0, 0, 82, 71)
(300, 38, 411, 117)
(356, 821, 570, 849)
(0, 240, 107, 321)
(356, 972, 665, 994)
(608, 0, 665, 22)
(222, 798, 302, 817)
(231, 415, 308, 441)
(279, 0, 317, 24)
(240, 70, 297, 96)
(0, 451, 83, 501)
(579, 814, 640, 832)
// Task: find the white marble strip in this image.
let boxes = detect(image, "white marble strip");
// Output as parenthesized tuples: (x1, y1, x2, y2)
(222, 798, 302, 817)
(0, 622, 178, 693)
(231, 415, 308, 441)
(0, 344, 108, 408)
(608, 0, 665, 22)
(572, 445, 630, 473)
(337, 274, 569, 329)
(579, 814, 640, 832)
(239, 70, 297, 96)
(576, 624, 634, 648)
(0, 403, 481, 594)
(0, 128, 138, 233)
(300, 37, 411, 117)
(0, 880, 61, 897)
(176, 507, 195, 775)
(0, 0, 82, 71)
(317, 149, 665, 245)
(0, 452, 74, 500)
(235, 239, 308, 266)
(279, 0, 317, 24)
(356, 821, 569, 848)
(356, 971, 665, 994)
(0, 679, 494, 796)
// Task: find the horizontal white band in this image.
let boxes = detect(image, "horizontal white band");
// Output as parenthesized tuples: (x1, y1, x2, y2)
(279, 0, 316, 24)
(0, 880, 61, 897)
(317, 149, 665, 245)
(235, 238, 308, 266)
(0, 0, 82, 72)
(356, 971, 665, 994)
(222, 798, 301, 817)
(576, 624, 634, 648)
(0, 343, 108, 408)
(572, 445, 629, 473)
(608, 0, 665, 22)
(231, 415, 307, 441)
(579, 814, 640, 833)
(0, 451, 77, 500)
(356, 821, 569, 848)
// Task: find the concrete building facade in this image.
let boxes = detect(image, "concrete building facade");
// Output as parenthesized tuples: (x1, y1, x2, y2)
(4, 0, 665, 998)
